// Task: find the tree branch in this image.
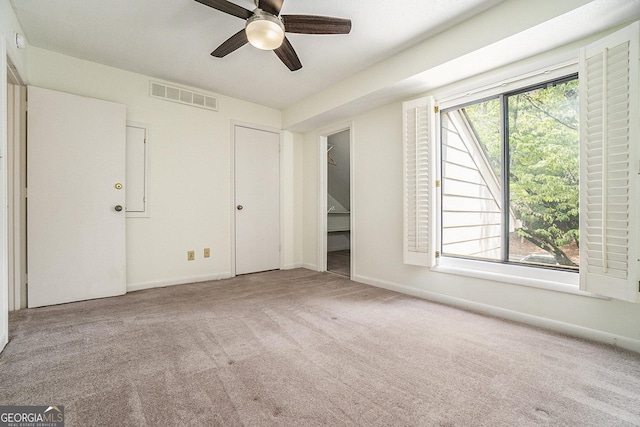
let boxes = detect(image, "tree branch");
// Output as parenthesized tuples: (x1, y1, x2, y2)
(521, 93, 578, 131)
(519, 230, 577, 267)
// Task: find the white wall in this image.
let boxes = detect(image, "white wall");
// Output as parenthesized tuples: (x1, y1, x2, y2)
(301, 45, 640, 353)
(27, 47, 300, 291)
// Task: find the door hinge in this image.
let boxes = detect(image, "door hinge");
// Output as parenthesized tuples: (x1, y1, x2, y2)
(434, 106, 439, 114)
(435, 251, 440, 258)
(435, 180, 440, 188)
(24, 187, 28, 198)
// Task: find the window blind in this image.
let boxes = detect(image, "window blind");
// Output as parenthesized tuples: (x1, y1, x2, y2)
(403, 97, 436, 267)
(579, 21, 639, 303)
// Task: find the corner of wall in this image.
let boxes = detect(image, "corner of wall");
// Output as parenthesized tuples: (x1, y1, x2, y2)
(1, 1, 29, 82)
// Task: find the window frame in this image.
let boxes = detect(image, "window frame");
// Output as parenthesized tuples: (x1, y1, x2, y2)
(432, 62, 585, 293)
(439, 73, 580, 270)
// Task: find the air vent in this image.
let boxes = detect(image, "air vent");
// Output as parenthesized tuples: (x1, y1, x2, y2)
(149, 81, 218, 112)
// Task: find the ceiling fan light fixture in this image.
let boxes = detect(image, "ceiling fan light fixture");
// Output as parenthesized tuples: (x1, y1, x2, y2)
(245, 13, 285, 51)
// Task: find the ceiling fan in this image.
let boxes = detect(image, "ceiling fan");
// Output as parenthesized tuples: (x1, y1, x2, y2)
(195, 0, 352, 71)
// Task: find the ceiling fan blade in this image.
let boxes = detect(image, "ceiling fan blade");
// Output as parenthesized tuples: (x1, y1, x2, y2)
(282, 15, 352, 34)
(211, 29, 249, 57)
(274, 37, 302, 71)
(194, 0, 253, 20)
(258, 0, 283, 16)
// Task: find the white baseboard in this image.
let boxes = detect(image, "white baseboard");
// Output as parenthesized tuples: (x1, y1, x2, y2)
(302, 262, 320, 271)
(282, 263, 303, 270)
(353, 274, 640, 354)
(127, 272, 233, 293)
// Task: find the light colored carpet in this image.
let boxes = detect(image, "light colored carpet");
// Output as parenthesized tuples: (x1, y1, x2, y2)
(1, 269, 639, 426)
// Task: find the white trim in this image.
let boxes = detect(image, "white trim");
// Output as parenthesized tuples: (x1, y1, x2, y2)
(317, 122, 353, 274)
(6, 80, 24, 311)
(6, 58, 24, 86)
(435, 56, 578, 109)
(432, 259, 603, 299)
(318, 135, 328, 271)
(230, 122, 237, 277)
(349, 124, 355, 279)
(1, 37, 9, 351)
(302, 262, 318, 271)
(127, 272, 232, 292)
(282, 263, 303, 270)
(352, 273, 640, 354)
(6, 59, 26, 312)
(6, 82, 14, 311)
(125, 121, 151, 218)
(230, 121, 283, 277)
(279, 132, 285, 272)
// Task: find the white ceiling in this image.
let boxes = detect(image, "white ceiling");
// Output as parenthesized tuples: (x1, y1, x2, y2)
(9, 0, 506, 110)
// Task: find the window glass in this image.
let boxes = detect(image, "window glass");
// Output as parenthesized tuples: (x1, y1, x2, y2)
(441, 99, 501, 260)
(507, 80, 580, 269)
(440, 76, 579, 271)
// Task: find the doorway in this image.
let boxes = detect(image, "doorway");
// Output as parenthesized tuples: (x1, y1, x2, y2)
(6, 69, 26, 312)
(4, 52, 28, 352)
(326, 129, 351, 277)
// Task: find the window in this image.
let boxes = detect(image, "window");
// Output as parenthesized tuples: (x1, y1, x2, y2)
(440, 76, 580, 271)
(402, 21, 639, 302)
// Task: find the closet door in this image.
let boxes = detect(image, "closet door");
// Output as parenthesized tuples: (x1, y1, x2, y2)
(234, 125, 280, 275)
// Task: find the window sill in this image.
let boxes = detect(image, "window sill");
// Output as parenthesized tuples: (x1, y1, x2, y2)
(432, 258, 607, 300)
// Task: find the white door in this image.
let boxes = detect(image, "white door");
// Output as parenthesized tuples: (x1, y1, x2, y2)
(27, 86, 127, 307)
(234, 125, 280, 275)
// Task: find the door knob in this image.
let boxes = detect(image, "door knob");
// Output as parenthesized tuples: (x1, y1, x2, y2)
(237, 205, 243, 210)
(114, 205, 123, 212)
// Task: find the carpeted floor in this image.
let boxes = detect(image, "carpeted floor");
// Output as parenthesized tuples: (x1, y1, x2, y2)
(327, 249, 350, 277)
(1, 269, 639, 426)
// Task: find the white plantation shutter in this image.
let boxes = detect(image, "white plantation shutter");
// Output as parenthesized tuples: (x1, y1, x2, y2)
(403, 97, 436, 267)
(579, 21, 639, 302)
